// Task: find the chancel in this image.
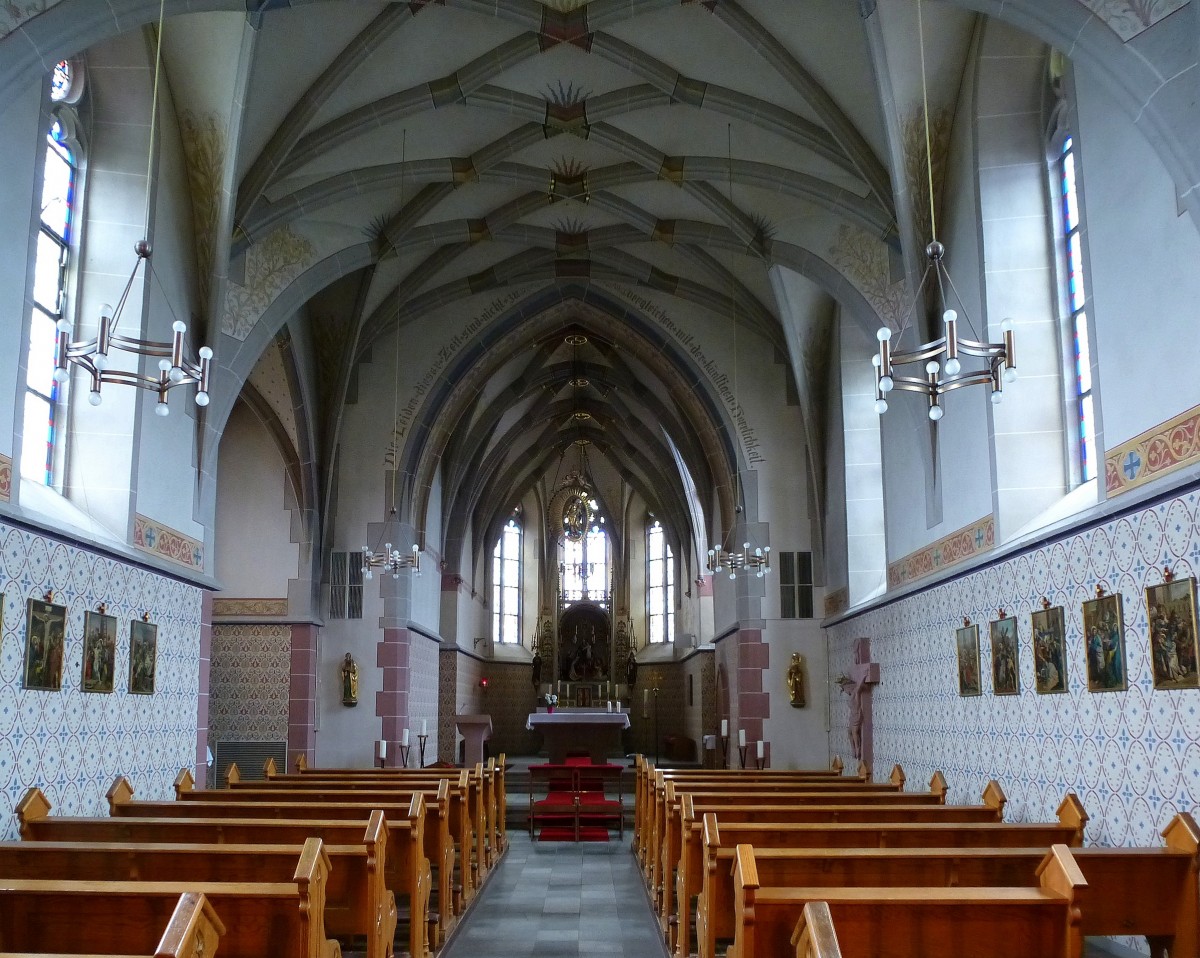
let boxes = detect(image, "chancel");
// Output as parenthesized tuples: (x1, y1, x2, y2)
(0, 2, 1199, 957)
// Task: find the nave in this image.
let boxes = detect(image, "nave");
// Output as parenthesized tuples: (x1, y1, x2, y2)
(442, 831, 667, 958)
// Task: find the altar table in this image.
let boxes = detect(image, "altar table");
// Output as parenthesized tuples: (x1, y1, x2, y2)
(526, 711, 631, 763)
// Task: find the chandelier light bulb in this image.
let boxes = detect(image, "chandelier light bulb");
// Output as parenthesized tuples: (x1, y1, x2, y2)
(942, 309, 957, 325)
(158, 358, 171, 372)
(928, 404, 944, 421)
(168, 365, 185, 383)
(1000, 318, 1013, 333)
(100, 304, 114, 320)
(944, 357, 961, 376)
(878, 375, 893, 393)
(155, 400, 170, 417)
(88, 389, 102, 406)
(925, 360, 940, 375)
(874, 398, 888, 414)
(194, 390, 209, 407)
(172, 321, 186, 334)
(990, 390, 1003, 405)
(729, 571, 736, 580)
(1003, 366, 1018, 384)
(876, 327, 892, 342)
(53, 367, 68, 384)
(199, 346, 213, 361)
(93, 352, 110, 371)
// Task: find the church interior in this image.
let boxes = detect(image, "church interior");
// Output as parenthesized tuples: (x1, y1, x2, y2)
(1, 0, 1200, 954)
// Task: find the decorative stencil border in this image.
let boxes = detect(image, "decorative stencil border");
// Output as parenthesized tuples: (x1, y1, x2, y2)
(887, 516, 995, 589)
(212, 598, 288, 617)
(133, 515, 204, 570)
(1106, 403, 1200, 497)
(0, 453, 10, 502)
(824, 587, 849, 618)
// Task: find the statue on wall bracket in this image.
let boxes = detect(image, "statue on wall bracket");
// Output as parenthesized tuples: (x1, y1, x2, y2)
(340, 652, 359, 706)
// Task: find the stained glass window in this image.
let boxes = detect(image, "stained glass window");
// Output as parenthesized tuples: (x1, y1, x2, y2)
(1060, 136, 1096, 482)
(50, 61, 73, 102)
(647, 521, 674, 644)
(22, 116, 76, 485)
(493, 518, 521, 644)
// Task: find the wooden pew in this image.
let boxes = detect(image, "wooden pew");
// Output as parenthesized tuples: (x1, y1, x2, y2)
(0, 837, 341, 958)
(659, 771, 961, 938)
(759, 844, 1088, 958)
(668, 779, 1000, 957)
(0, 834, 395, 958)
(697, 814, 1200, 958)
(0, 890, 224, 958)
(635, 759, 867, 869)
(270, 754, 507, 868)
(227, 761, 490, 902)
(644, 765, 909, 889)
(645, 765, 925, 918)
(691, 797, 1088, 958)
(18, 789, 428, 958)
(132, 775, 454, 944)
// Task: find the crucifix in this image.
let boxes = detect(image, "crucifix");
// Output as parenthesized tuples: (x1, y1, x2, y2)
(837, 637, 881, 777)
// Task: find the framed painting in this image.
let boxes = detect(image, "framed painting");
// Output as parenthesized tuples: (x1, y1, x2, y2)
(990, 615, 1020, 695)
(81, 610, 117, 693)
(23, 598, 67, 691)
(129, 619, 158, 695)
(1146, 576, 1200, 690)
(1083, 591, 1127, 692)
(955, 622, 982, 696)
(1031, 605, 1069, 694)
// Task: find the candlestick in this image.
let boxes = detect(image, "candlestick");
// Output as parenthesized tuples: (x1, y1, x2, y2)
(417, 734, 428, 768)
(738, 743, 748, 769)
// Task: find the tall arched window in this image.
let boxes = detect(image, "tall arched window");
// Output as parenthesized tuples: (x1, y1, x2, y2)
(646, 520, 674, 644)
(561, 522, 609, 607)
(1057, 134, 1096, 483)
(23, 61, 81, 485)
(492, 517, 521, 644)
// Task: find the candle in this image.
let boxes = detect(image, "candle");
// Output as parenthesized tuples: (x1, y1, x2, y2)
(738, 729, 746, 747)
(402, 728, 410, 747)
(720, 719, 728, 738)
(376, 739, 387, 760)
(756, 740, 764, 759)
(607, 700, 613, 713)
(421, 719, 428, 737)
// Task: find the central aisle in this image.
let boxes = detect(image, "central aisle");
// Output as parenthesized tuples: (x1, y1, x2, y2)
(441, 831, 670, 958)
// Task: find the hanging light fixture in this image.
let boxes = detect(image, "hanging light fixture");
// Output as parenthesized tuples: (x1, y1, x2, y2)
(361, 130, 421, 581)
(872, 0, 1016, 421)
(707, 126, 770, 580)
(557, 332, 599, 544)
(52, 0, 212, 417)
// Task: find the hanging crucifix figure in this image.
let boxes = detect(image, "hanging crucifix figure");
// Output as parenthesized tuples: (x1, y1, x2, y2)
(836, 637, 880, 776)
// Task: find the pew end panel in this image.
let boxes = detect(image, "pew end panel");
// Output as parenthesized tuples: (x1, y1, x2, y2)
(790, 901, 842, 958)
(173, 769, 195, 798)
(1055, 793, 1089, 846)
(156, 891, 226, 958)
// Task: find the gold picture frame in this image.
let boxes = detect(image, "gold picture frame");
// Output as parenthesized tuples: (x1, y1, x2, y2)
(81, 610, 117, 693)
(129, 619, 158, 695)
(23, 598, 67, 691)
(989, 614, 1020, 695)
(1031, 604, 1068, 694)
(1145, 576, 1200, 690)
(1082, 590, 1127, 692)
(955, 621, 981, 696)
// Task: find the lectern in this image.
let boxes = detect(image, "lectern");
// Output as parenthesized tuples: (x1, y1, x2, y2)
(455, 713, 493, 766)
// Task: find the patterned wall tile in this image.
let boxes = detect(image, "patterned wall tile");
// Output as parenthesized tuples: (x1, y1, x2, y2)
(209, 623, 290, 744)
(212, 598, 288, 617)
(1077, 0, 1190, 41)
(0, 453, 10, 502)
(829, 489, 1200, 860)
(0, 519, 202, 838)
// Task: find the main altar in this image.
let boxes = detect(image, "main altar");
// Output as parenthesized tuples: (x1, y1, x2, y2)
(526, 709, 631, 763)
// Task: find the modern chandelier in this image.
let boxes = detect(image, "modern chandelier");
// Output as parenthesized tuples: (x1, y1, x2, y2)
(360, 129, 421, 581)
(872, 0, 1016, 422)
(706, 126, 770, 581)
(53, 1, 213, 417)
